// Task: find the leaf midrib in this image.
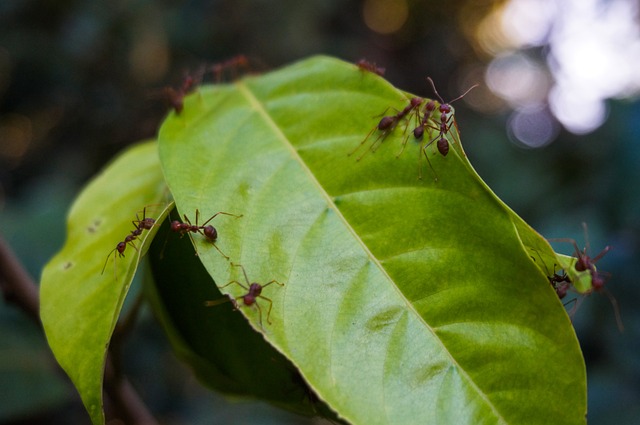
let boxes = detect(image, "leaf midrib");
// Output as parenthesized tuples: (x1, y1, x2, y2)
(235, 79, 508, 424)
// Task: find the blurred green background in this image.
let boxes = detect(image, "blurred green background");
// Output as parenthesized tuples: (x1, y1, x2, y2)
(1, 0, 638, 423)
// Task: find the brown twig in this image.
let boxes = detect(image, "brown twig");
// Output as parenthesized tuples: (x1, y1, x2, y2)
(0, 235, 40, 322)
(0, 235, 159, 425)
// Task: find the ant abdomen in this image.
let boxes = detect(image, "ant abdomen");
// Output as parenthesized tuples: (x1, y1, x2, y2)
(378, 116, 395, 130)
(437, 138, 449, 156)
(203, 225, 218, 241)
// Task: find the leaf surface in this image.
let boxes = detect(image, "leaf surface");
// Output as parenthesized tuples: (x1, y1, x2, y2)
(145, 215, 334, 417)
(40, 141, 171, 425)
(158, 57, 586, 424)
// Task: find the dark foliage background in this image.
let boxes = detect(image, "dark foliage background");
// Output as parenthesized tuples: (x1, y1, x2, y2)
(1, 0, 638, 423)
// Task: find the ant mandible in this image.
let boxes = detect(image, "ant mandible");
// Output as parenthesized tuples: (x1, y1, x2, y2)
(170, 209, 242, 260)
(350, 96, 423, 160)
(207, 263, 285, 327)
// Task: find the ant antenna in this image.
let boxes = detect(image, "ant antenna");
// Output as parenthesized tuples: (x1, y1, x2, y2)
(426, 77, 479, 106)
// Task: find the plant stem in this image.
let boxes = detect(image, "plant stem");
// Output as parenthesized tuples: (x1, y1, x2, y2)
(0, 235, 159, 425)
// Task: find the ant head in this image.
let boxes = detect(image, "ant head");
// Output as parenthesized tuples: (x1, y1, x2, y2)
(413, 126, 424, 140)
(116, 241, 127, 254)
(170, 221, 182, 232)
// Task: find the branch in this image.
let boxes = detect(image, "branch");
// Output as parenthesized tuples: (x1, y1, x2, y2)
(0, 235, 40, 322)
(0, 235, 158, 425)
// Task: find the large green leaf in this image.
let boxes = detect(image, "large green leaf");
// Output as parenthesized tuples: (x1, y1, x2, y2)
(40, 141, 171, 425)
(144, 214, 338, 418)
(158, 56, 586, 424)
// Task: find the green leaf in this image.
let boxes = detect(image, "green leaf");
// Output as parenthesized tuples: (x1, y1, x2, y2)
(158, 56, 586, 424)
(40, 141, 171, 425)
(145, 214, 337, 418)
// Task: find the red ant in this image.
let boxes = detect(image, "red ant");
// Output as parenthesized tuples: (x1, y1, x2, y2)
(210, 55, 253, 82)
(101, 208, 156, 278)
(153, 68, 204, 114)
(356, 59, 385, 76)
(550, 223, 622, 331)
(206, 263, 284, 327)
(402, 99, 440, 180)
(170, 209, 242, 259)
(417, 77, 478, 159)
(530, 249, 573, 299)
(350, 97, 423, 160)
(549, 271, 572, 299)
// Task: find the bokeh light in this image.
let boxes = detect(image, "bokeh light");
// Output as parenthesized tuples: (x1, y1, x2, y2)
(363, 0, 409, 35)
(477, 0, 640, 140)
(485, 52, 550, 108)
(507, 106, 560, 148)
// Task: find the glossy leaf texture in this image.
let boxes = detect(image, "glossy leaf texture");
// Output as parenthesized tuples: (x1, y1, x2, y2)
(158, 56, 586, 424)
(40, 141, 171, 425)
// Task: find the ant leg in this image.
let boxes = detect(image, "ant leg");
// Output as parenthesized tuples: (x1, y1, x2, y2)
(421, 148, 438, 182)
(349, 125, 378, 157)
(254, 300, 265, 328)
(357, 129, 393, 161)
(200, 211, 243, 226)
(203, 297, 230, 307)
(231, 263, 251, 285)
(416, 139, 424, 180)
(395, 108, 420, 157)
(601, 289, 624, 332)
(368, 129, 394, 154)
(186, 233, 201, 256)
(101, 248, 118, 275)
(260, 296, 274, 325)
(210, 242, 230, 260)
(591, 246, 612, 263)
(217, 279, 249, 291)
(126, 239, 140, 252)
(581, 222, 590, 254)
(101, 248, 121, 281)
(564, 296, 581, 321)
(261, 279, 285, 289)
(419, 135, 439, 182)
